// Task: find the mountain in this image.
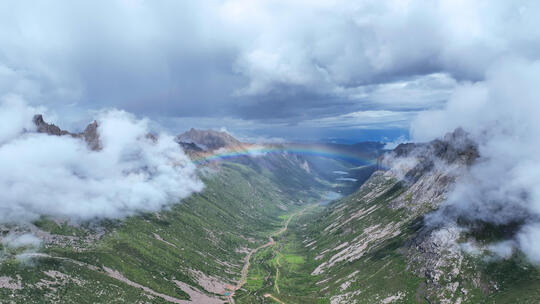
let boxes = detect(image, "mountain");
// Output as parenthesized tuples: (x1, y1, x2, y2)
(0, 161, 316, 303)
(0, 119, 360, 303)
(176, 128, 385, 195)
(177, 128, 242, 151)
(5, 119, 535, 303)
(0, 120, 325, 302)
(232, 129, 540, 304)
(33, 114, 101, 150)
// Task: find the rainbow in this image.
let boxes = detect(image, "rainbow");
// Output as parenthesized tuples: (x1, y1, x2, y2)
(190, 144, 378, 166)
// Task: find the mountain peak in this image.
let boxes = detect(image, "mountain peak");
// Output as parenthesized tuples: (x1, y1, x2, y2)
(32, 114, 70, 136)
(176, 128, 242, 151)
(32, 114, 101, 150)
(392, 128, 478, 164)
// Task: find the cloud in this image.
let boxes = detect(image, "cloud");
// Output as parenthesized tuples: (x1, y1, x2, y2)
(226, 0, 540, 95)
(1, 0, 539, 138)
(1, 233, 42, 249)
(1, 232, 43, 265)
(518, 224, 540, 263)
(0, 98, 203, 223)
(488, 240, 515, 260)
(383, 135, 408, 150)
(414, 58, 540, 263)
(305, 110, 417, 130)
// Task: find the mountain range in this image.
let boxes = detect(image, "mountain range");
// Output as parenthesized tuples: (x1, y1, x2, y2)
(0, 117, 538, 303)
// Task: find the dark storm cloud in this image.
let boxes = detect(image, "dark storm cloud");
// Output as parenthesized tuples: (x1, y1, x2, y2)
(231, 85, 356, 121)
(0, 1, 243, 116)
(1, 0, 540, 139)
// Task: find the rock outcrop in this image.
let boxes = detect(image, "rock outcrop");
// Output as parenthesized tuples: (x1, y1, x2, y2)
(383, 128, 479, 184)
(32, 114, 102, 150)
(33, 115, 70, 136)
(81, 121, 101, 150)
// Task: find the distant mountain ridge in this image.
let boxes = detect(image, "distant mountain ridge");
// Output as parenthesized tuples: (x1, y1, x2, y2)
(175, 127, 386, 194)
(176, 128, 243, 151)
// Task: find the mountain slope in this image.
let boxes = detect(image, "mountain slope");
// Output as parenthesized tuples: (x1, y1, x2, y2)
(177, 128, 385, 196)
(2, 119, 366, 303)
(0, 159, 324, 303)
(237, 129, 540, 304)
(9, 119, 517, 304)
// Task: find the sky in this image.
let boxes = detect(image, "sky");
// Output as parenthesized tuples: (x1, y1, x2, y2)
(1, 0, 540, 142)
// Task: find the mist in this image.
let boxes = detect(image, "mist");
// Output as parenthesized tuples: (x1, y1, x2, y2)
(411, 58, 540, 262)
(0, 98, 203, 223)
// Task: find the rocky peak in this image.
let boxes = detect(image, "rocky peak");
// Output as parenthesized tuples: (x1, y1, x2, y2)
(32, 114, 70, 136)
(176, 128, 242, 151)
(393, 128, 478, 165)
(383, 128, 479, 185)
(431, 127, 479, 165)
(82, 120, 100, 150)
(32, 114, 102, 151)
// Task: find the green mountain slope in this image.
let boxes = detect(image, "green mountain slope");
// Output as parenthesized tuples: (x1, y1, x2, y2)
(0, 159, 324, 303)
(238, 130, 540, 304)
(0, 122, 384, 304)
(6, 128, 539, 304)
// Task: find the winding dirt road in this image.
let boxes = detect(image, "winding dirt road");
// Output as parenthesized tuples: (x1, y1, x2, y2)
(236, 208, 300, 290)
(227, 207, 307, 303)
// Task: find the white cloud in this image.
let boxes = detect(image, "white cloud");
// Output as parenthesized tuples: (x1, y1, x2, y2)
(416, 58, 540, 263)
(1, 232, 43, 265)
(488, 240, 515, 259)
(0, 95, 42, 144)
(1, 0, 538, 131)
(0, 99, 203, 223)
(383, 135, 408, 150)
(222, 0, 540, 97)
(1, 233, 42, 249)
(518, 224, 540, 263)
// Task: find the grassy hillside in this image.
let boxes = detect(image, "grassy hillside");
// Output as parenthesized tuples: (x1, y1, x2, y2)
(8, 134, 538, 304)
(0, 161, 322, 303)
(236, 160, 540, 303)
(236, 173, 424, 303)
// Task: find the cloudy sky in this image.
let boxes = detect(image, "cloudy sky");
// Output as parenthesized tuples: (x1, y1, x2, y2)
(1, 0, 539, 142)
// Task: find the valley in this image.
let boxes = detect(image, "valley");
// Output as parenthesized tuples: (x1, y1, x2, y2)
(0, 126, 370, 303)
(229, 130, 540, 304)
(0, 157, 327, 303)
(3, 126, 540, 304)
(231, 204, 312, 303)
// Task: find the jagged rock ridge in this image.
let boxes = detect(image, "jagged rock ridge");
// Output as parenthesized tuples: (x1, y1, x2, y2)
(32, 114, 101, 150)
